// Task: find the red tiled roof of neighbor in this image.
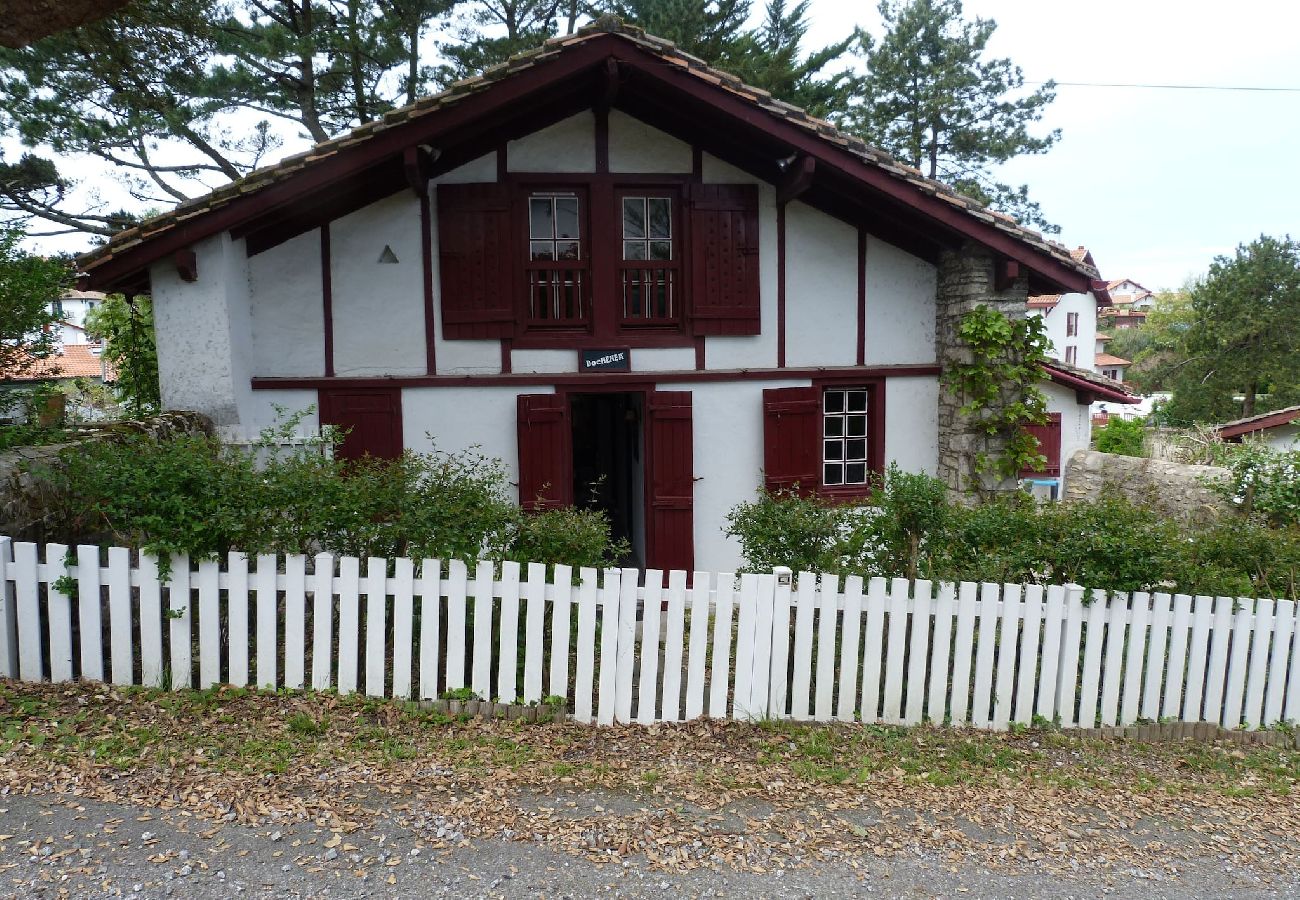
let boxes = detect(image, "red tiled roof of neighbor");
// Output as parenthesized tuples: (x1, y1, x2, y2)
(75, 17, 1099, 293)
(2, 344, 114, 381)
(1027, 294, 1060, 308)
(1107, 278, 1151, 293)
(1095, 353, 1131, 367)
(1095, 331, 1112, 341)
(1216, 404, 1300, 440)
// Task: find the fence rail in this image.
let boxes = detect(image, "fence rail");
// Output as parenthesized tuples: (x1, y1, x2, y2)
(2, 537, 1299, 730)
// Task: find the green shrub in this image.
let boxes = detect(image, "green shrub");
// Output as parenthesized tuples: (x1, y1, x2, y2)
(1210, 442, 1300, 528)
(1094, 416, 1147, 457)
(724, 488, 851, 575)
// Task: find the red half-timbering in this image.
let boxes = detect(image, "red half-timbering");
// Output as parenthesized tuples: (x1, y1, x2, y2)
(646, 391, 694, 573)
(319, 387, 403, 461)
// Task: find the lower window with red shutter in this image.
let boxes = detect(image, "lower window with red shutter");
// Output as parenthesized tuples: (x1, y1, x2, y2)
(319, 387, 403, 461)
(1021, 413, 1063, 478)
(762, 386, 819, 495)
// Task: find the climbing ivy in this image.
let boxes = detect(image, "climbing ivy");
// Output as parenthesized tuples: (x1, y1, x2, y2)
(943, 305, 1051, 491)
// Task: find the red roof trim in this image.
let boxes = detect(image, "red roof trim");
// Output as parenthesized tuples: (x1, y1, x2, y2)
(1217, 406, 1300, 439)
(1041, 361, 1139, 404)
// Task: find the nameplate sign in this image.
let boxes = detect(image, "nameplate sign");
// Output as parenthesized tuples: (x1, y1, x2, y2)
(581, 348, 631, 372)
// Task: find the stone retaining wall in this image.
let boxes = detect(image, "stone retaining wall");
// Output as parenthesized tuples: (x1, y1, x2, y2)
(1062, 449, 1234, 525)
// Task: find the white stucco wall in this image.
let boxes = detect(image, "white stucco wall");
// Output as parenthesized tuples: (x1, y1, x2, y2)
(151, 232, 254, 432)
(1262, 424, 1300, 452)
(507, 112, 595, 173)
(608, 110, 691, 173)
(863, 237, 937, 365)
(1034, 292, 1098, 371)
(783, 201, 858, 369)
(402, 385, 547, 488)
(884, 376, 940, 475)
(330, 192, 427, 377)
(1044, 382, 1092, 492)
(249, 228, 325, 376)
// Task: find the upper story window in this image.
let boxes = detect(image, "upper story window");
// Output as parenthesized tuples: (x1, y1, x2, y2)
(1066, 311, 1080, 337)
(526, 192, 588, 328)
(822, 387, 870, 487)
(619, 193, 680, 327)
(1065, 345, 1077, 365)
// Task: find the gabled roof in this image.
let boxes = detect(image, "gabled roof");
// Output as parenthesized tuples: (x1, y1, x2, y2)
(1, 344, 113, 382)
(1095, 353, 1131, 367)
(76, 17, 1097, 293)
(1216, 404, 1300, 440)
(1041, 359, 1139, 404)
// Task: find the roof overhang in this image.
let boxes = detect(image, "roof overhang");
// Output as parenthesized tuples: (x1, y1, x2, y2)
(1042, 361, 1139, 404)
(78, 29, 1096, 295)
(1217, 407, 1300, 440)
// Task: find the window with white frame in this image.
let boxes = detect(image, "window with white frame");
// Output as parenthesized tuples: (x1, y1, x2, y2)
(823, 387, 870, 486)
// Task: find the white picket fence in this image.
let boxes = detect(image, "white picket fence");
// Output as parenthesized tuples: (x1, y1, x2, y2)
(2, 536, 1299, 730)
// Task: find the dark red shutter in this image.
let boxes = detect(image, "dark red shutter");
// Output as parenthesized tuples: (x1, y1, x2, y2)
(762, 386, 819, 494)
(646, 391, 694, 573)
(1021, 413, 1063, 478)
(319, 387, 403, 461)
(688, 183, 760, 335)
(517, 393, 572, 511)
(437, 182, 516, 339)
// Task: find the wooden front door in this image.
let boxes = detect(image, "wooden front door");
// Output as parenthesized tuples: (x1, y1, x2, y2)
(319, 387, 403, 461)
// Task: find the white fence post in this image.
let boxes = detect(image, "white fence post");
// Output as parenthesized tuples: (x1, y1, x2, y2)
(0, 538, 17, 678)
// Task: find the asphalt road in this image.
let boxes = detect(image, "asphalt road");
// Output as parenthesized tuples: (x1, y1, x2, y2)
(4, 790, 1298, 899)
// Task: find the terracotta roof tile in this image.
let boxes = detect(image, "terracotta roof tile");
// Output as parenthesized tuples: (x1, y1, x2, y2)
(1095, 353, 1131, 367)
(2, 344, 114, 381)
(76, 17, 1099, 284)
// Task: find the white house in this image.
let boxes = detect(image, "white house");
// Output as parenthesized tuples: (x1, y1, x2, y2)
(49, 289, 106, 346)
(1217, 405, 1300, 452)
(76, 20, 1118, 571)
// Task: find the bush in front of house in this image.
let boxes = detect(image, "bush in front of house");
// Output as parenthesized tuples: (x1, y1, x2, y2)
(37, 430, 626, 571)
(726, 467, 1300, 600)
(1094, 415, 1147, 457)
(1209, 442, 1300, 528)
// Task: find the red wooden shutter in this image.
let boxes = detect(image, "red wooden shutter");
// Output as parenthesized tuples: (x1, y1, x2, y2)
(437, 182, 516, 339)
(647, 391, 694, 573)
(762, 386, 819, 494)
(319, 387, 403, 461)
(517, 393, 572, 511)
(1021, 413, 1063, 478)
(688, 183, 760, 335)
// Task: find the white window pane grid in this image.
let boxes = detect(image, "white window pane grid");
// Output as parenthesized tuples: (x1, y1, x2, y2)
(823, 388, 869, 486)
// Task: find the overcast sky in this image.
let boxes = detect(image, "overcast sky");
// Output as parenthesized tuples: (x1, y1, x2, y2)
(800, 0, 1300, 290)
(14, 0, 1300, 291)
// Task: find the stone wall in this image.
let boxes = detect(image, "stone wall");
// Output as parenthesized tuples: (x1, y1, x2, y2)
(1062, 449, 1235, 525)
(0, 411, 213, 540)
(935, 242, 1029, 500)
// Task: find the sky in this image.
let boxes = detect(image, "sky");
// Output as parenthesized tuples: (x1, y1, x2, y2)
(801, 0, 1300, 290)
(11, 0, 1300, 291)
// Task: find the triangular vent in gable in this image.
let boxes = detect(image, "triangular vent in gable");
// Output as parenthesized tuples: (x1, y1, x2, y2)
(378, 245, 399, 264)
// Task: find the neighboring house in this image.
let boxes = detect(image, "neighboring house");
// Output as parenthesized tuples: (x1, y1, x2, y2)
(1100, 277, 1153, 330)
(0, 344, 116, 423)
(75, 19, 1106, 572)
(1028, 246, 1107, 372)
(1095, 352, 1131, 383)
(1216, 405, 1300, 452)
(50, 289, 106, 346)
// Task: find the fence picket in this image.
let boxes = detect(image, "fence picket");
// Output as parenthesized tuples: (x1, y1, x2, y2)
(991, 583, 1020, 730)
(312, 553, 334, 691)
(284, 555, 307, 690)
(391, 557, 414, 699)
(1162, 594, 1194, 719)
(1121, 592, 1150, 725)
(837, 576, 864, 721)
(1202, 597, 1234, 724)
(76, 544, 103, 682)
(813, 574, 840, 721)
(167, 553, 192, 690)
(970, 583, 999, 728)
(1181, 596, 1214, 721)
(860, 577, 888, 722)
(1222, 600, 1253, 728)
(614, 567, 639, 723)
(255, 554, 278, 690)
(708, 574, 734, 719)
(417, 559, 442, 700)
(749, 574, 777, 721)
(1142, 593, 1172, 721)
(660, 570, 687, 722)
(524, 562, 547, 705)
(596, 569, 621, 725)
(363, 556, 388, 697)
(573, 567, 599, 723)
(948, 581, 978, 724)
(549, 564, 574, 703)
(475, 559, 498, 700)
(107, 547, 132, 686)
(444, 560, 467, 690)
(1013, 585, 1042, 726)
(1034, 585, 1064, 722)
(1242, 599, 1272, 730)
(497, 561, 521, 704)
(928, 582, 956, 724)
(336, 556, 360, 695)
(883, 578, 910, 724)
(197, 559, 221, 689)
(637, 569, 664, 723)
(768, 570, 792, 718)
(686, 571, 711, 720)
(0, 539, 16, 678)
(46, 543, 73, 683)
(1099, 592, 1127, 727)
(1055, 587, 1085, 727)
(790, 572, 816, 720)
(1264, 600, 1294, 725)
(1285, 605, 1300, 725)
(1077, 590, 1109, 729)
(733, 573, 759, 721)
(138, 554, 164, 688)
(904, 580, 933, 726)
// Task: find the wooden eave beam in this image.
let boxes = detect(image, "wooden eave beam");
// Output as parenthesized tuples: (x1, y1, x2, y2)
(173, 248, 197, 282)
(403, 145, 432, 196)
(994, 259, 1021, 292)
(776, 155, 815, 205)
(596, 57, 620, 112)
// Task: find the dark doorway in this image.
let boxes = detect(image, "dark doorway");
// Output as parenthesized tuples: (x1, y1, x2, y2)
(569, 392, 644, 567)
(319, 387, 403, 461)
